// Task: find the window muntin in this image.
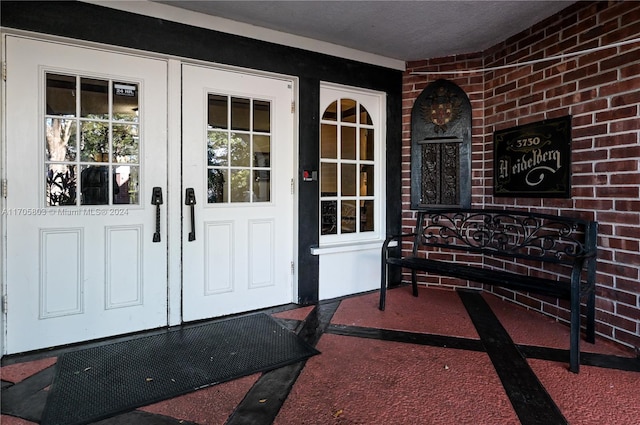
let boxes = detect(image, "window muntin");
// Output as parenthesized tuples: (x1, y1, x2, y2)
(45, 73, 140, 206)
(207, 94, 272, 204)
(320, 97, 375, 237)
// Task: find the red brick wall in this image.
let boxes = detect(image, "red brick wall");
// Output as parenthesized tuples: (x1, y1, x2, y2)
(403, 1, 640, 351)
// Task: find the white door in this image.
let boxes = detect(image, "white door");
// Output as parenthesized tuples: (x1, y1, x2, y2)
(3, 36, 169, 353)
(181, 64, 295, 321)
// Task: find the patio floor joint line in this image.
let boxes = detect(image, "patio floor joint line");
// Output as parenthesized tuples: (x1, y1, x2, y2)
(458, 289, 568, 425)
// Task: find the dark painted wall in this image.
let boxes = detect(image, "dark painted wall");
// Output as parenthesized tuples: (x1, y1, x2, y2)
(1, 0, 403, 304)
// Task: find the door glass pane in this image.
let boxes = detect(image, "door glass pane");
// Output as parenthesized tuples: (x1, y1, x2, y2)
(112, 124, 139, 163)
(113, 82, 139, 122)
(321, 124, 337, 159)
(80, 165, 109, 205)
(321, 163, 337, 196)
(208, 95, 228, 129)
(341, 163, 356, 196)
(46, 118, 77, 161)
(231, 97, 250, 131)
(208, 169, 228, 203)
(46, 74, 76, 116)
(253, 100, 270, 132)
(46, 164, 76, 206)
(253, 135, 270, 167)
(114, 165, 139, 204)
(208, 131, 229, 166)
(81, 78, 109, 119)
(230, 133, 250, 167)
(230, 169, 250, 202)
(341, 126, 356, 160)
(81, 121, 109, 162)
(254, 170, 270, 202)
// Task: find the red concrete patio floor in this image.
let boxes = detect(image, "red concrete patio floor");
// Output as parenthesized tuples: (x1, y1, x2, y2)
(2, 286, 639, 425)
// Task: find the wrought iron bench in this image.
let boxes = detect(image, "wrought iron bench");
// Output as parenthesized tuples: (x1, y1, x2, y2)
(379, 208, 598, 373)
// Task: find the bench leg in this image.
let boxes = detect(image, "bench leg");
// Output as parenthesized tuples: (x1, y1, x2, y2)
(586, 289, 596, 344)
(411, 270, 418, 297)
(379, 259, 387, 311)
(569, 290, 581, 373)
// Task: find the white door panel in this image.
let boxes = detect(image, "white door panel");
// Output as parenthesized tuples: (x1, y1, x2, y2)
(4, 36, 168, 353)
(182, 65, 294, 321)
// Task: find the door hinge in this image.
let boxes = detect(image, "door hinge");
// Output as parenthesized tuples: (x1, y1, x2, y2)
(290, 178, 294, 195)
(1, 62, 6, 82)
(2, 295, 7, 314)
(291, 101, 295, 113)
(290, 261, 295, 275)
(1, 179, 7, 198)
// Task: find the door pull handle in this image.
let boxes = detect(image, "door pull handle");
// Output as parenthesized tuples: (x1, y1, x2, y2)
(151, 187, 163, 242)
(185, 188, 196, 241)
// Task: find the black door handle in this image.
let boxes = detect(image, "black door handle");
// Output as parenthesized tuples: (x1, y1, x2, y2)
(151, 187, 163, 242)
(185, 188, 196, 241)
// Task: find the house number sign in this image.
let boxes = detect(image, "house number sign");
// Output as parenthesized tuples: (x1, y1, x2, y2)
(494, 115, 572, 198)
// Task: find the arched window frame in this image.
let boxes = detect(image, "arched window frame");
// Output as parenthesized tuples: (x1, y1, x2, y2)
(319, 83, 386, 246)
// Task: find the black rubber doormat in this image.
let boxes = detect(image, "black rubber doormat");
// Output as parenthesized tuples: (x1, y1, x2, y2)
(41, 313, 319, 425)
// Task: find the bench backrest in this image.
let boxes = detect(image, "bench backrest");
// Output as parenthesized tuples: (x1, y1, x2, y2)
(415, 209, 598, 265)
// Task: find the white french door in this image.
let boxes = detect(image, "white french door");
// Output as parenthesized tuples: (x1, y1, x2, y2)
(2, 37, 296, 354)
(3, 36, 169, 353)
(181, 64, 295, 321)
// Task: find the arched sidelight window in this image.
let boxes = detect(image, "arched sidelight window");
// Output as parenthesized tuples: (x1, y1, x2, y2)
(319, 84, 385, 245)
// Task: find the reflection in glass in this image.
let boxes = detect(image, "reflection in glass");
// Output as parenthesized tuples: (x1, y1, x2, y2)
(321, 200, 337, 235)
(341, 200, 357, 233)
(253, 135, 270, 167)
(320, 163, 337, 196)
(254, 170, 270, 202)
(208, 131, 229, 166)
(322, 101, 337, 121)
(321, 124, 337, 159)
(81, 121, 109, 162)
(230, 133, 250, 167)
(46, 119, 77, 161)
(114, 165, 139, 204)
(113, 82, 139, 122)
(231, 97, 250, 131)
(46, 164, 77, 206)
(230, 169, 250, 202)
(360, 128, 374, 160)
(341, 126, 356, 160)
(360, 200, 374, 232)
(341, 164, 356, 196)
(80, 165, 109, 205)
(254, 100, 270, 132)
(81, 78, 109, 119)
(208, 169, 228, 203)
(360, 165, 374, 196)
(341, 99, 357, 123)
(46, 73, 76, 116)
(208, 95, 228, 129)
(112, 124, 139, 163)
